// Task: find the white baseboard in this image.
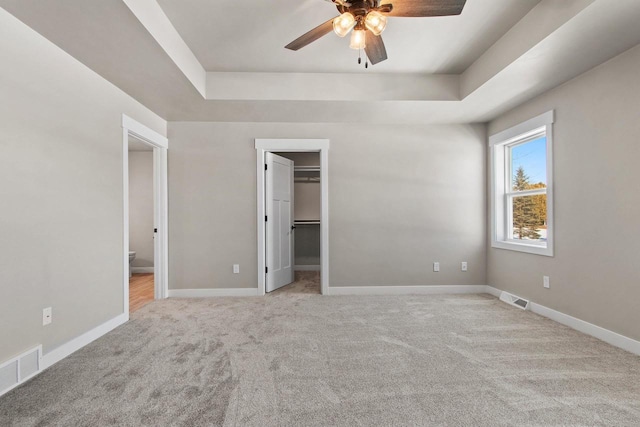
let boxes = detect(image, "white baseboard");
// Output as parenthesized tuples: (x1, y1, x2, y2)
(326, 285, 489, 296)
(168, 288, 259, 298)
(529, 301, 640, 357)
(484, 285, 502, 297)
(131, 267, 154, 274)
(21, 283, 637, 383)
(488, 285, 640, 357)
(294, 265, 321, 271)
(42, 312, 128, 370)
(0, 345, 42, 398)
(328, 283, 640, 356)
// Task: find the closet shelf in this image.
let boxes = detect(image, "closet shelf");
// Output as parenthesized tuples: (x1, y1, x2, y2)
(294, 220, 320, 225)
(294, 166, 320, 182)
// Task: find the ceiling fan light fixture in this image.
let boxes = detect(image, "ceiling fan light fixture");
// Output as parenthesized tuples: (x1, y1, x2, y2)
(349, 29, 366, 50)
(286, 0, 467, 65)
(333, 12, 356, 37)
(364, 11, 387, 36)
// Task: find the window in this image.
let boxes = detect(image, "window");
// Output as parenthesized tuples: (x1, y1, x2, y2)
(490, 111, 554, 256)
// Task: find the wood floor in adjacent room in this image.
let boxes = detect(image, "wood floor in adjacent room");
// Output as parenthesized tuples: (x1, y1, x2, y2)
(129, 273, 154, 313)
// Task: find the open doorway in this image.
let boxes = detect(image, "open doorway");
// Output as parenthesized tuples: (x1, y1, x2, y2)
(271, 152, 321, 294)
(255, 139, 330, 296)
(128, 136, 155, 312)
(122, 115, 168, 317)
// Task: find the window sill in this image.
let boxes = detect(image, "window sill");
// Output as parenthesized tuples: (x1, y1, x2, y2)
(491, 240, 553, 257)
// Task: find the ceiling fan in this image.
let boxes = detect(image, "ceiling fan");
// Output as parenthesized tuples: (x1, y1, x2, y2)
(285, 0, 467, 67)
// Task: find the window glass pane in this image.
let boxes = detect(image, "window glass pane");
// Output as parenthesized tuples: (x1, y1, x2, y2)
(511, 194, 547, 242)
(511, 136, 547, 190)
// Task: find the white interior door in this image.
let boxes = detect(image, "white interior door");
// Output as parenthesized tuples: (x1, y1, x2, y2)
(265, 153, 295, 292)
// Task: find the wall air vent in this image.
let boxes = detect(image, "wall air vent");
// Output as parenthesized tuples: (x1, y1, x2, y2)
(0, 345, 42, 397)
(499, 291, 530, 310)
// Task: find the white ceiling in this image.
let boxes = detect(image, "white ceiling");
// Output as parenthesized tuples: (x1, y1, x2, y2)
(2, 0, 640, 124)
(156, 0, 539, 74)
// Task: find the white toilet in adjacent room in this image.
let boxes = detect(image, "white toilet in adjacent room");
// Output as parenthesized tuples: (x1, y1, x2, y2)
(128, 251, 136, 278)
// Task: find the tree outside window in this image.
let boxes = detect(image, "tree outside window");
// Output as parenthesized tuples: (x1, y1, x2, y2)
(490, 110, 554, 256)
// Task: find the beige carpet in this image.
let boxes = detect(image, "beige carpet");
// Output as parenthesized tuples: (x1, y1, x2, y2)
(2, 272, 640, 426)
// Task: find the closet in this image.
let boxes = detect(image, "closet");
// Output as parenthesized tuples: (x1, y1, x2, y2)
(274, 152, 321, 271)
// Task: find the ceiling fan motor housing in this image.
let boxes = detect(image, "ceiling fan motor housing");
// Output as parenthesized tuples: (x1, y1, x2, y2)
(287, 0, 466, 65)
(338, 0, 376, 18)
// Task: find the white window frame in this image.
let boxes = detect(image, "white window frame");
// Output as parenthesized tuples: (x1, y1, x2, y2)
(490, 110, 554, 256)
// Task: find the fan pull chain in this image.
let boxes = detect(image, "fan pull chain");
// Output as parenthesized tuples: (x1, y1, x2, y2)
(356, 49, 369, 69)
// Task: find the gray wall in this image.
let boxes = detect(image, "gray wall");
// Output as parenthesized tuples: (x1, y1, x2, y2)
(168, 122, 486, 290)
(487, 44, 640, 341)
(128, 151, 154, 268)
(0, 9, 166, 362)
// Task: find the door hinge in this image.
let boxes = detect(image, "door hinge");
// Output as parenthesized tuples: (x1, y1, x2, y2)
(265, 267, 268, 274)
(265, 216, 268, 222)
(154, 228, 158, 233)
(265, 164, 268, 171)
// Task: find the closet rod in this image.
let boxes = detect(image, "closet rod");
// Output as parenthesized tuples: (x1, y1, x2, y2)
(294, 166, 320, 172)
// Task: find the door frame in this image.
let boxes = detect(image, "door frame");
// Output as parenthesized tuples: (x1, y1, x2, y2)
(255, 139, 330, 296)
(122, 114, 169, 317)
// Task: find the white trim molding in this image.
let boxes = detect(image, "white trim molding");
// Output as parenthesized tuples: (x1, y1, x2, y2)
(327, 285, 489, 296)
(0, 345, 42, 398)
(484, 286, 502, 297)
(122, 114, 168, 148)
(328, 283, 640, 356)
(529, 302, 640, 357)
(489, 285, 640, 357)
(122, 114, 169, 311)
(489, 111, 554, 144)
(489, 110, 555, 257)
(168, 288, 260, 298)
(255, 139, 330, 296)
(255, 139, 330, 151)
(41, 313, 128, 370)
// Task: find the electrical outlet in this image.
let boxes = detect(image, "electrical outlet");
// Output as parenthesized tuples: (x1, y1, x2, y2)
(433, 262, 440, 272)
(42, 307, 52, 326)
(461, 262, 468, 272)
(233, 264, 240, 274)
(543, 276, 550, 289)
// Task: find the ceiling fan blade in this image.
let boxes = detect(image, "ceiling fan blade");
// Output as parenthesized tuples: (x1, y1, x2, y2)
(365, 32, 388, 65)
(385, 0, 466, 17)
(285, 18, 336, 51)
